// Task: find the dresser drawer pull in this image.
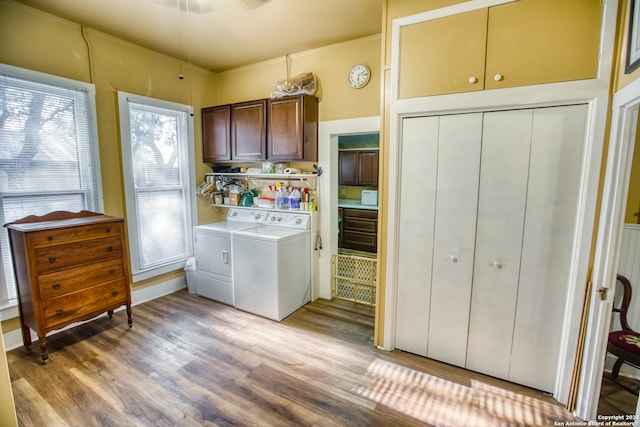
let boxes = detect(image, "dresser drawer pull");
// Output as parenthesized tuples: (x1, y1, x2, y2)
(111, 290, 118, 297)
(107, 246, 113, 252)
(109, 268, 116, 275)
(106, 227, 111, 233)
(47, 235, 53, 241)
(52, 282, 61, 290)
(48, 256, 56, 264)
(55, 308, 63, 316)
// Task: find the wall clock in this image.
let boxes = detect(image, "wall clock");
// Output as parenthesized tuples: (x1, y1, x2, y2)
(348, 64, 371, 89)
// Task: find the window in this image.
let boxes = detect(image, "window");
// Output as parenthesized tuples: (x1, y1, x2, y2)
(118, 92, 195, 281)
(0, 64, 103, 307)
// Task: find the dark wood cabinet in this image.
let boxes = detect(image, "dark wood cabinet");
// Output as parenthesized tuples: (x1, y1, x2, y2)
(231, 99, 267, 161)
(338, 150, 379, 186)
(202, 95, 318, 163)
(5, 211, 133, 364)
(267, 95, 318, 161)
(341, 208, 378, 253)
(202, 105, 231, 162)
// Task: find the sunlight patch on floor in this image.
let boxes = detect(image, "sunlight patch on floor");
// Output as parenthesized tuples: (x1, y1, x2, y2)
(357, 358, 576, 426)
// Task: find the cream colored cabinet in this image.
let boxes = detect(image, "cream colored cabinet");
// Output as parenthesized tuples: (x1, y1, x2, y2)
(395, 104, 588, 393)
(399, 0, 602, 98)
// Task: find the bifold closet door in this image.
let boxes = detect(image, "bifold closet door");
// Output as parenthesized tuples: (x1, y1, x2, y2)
(395, 113, 481, 361)
(395, 116, 439, 356)
(427, 113, 481, 367)
(508, 104, 587, 391)
(465, 109, 533, 380)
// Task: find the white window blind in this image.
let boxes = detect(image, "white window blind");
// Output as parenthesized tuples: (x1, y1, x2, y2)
(0, 64, 103, 306)
(118, 92, 195, 281)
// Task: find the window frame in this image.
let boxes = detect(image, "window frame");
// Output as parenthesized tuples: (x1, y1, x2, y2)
(117, 91, 196, 282)
(0, 63, 103, 311)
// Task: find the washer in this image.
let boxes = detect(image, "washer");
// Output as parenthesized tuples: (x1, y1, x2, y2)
(193, 208, 267, 305)
(232, 212, 311, 321)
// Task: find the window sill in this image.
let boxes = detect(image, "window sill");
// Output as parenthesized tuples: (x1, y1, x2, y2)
(0, 300, 18, 321)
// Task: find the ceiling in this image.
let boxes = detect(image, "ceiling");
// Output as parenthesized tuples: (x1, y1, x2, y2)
(14, 0, 383, 73)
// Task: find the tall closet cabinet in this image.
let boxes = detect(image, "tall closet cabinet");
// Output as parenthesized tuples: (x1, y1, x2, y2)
(395, 105, 588, 393)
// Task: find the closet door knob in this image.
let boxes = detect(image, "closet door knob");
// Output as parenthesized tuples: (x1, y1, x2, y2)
(468, 76, 478, 84)
(494, 73, 504, 82)
(450, 255, 459, 264)
(492, 261, 504, 270)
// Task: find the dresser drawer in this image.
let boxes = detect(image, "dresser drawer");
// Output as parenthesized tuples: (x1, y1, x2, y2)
(35, 235, 123, 274)
(30, 221, 122, 247)
(42, 279, 128, 330)
(38, 259, 125, 300)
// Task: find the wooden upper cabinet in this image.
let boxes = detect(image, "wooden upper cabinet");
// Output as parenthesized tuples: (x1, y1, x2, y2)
(267, 95, 318, 161)
(358, 151, 379, 187)
(339, 150, 379, 186)
(338, 151, 358, 185)
(231, 99, 267, 161)
(202, 105, 231, 162)
(485, 0, 601, 90)
(399, 8, 488, 98)
(398, 0, 601, 98)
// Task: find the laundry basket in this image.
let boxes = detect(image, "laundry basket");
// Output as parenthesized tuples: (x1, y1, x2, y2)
(332, 254, 377, 306)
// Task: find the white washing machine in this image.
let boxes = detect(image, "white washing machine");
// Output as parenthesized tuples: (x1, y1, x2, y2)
(232, 212, 311, 321)
(193, 208, 267, 305)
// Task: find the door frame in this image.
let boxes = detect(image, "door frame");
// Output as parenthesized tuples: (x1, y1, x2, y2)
(575, 78, 640, 421)
(316, 117, 380, 301)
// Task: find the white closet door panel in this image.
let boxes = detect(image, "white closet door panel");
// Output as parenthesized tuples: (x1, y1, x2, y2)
(395, 116, 439, 356)
(509, 104, 588, 392)
(466, 109, 533, 378)
(428, 113, 482, 367)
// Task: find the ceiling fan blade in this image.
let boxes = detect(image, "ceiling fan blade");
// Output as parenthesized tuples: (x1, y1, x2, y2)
(240, 0, 271, 10)
(150, 0, 212, 14)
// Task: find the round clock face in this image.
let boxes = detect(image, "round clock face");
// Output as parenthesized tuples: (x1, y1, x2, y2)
(348, 64, 370, 89)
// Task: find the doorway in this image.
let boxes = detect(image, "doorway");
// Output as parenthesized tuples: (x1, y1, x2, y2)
(578, 80, 640, 420)
(316, 117, 380, 308)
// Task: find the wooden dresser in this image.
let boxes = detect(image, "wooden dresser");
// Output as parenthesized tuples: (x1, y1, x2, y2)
(5, 210, 132, 364)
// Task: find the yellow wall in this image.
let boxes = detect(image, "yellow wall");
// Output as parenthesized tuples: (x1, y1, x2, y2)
(626, 111, 640, 223)
(0, 334, 16, 427)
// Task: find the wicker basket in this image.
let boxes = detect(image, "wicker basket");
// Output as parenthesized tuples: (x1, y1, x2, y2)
(332, 254, 377, 306)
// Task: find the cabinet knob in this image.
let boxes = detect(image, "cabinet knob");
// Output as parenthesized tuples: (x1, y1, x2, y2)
(47, 236, 53, 241)
(492, 261, 504, 270)
(106, 227, 111, 233)
(494, 74, 504, 82)
(111, 290, 118, 297)
(55, 308, 63, 316)
(48, 256, 56, 264)
(450, 255, 459, 264)
(107, 246, 113, 252)
(468, 77, 478, 84)
(52, 282, 61, 290)
(109, 268, 116, 275)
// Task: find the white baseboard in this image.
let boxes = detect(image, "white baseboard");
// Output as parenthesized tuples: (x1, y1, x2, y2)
(2, 276, 186, 351)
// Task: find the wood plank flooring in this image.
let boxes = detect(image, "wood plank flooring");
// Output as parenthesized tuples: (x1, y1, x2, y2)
(7, 290, 583, 426)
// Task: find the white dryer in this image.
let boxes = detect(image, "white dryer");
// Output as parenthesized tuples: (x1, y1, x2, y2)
(232, 212, 311, 321)
(193, 208, 267, 305)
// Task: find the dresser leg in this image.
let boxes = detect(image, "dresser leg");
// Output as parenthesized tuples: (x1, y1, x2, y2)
(127, 304, 132, 328)
(107, 309, 114, 319)
(38, 337, 48, 365)
(22, 324, 32, 351)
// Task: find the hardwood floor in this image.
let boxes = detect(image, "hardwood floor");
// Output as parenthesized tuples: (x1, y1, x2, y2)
(7, 290, 581, 426)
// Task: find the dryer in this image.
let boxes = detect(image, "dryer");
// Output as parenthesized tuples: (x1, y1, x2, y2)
(232, 212, 311, 321)
(193, 208, 267, 305)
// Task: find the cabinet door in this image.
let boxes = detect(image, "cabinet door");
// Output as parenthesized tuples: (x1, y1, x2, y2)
(268, 95, 318, 161)
(202, 105, 231, 162)
(399, 8, 488, 98)
(427, 113, 482, 368)
(395, 116, 439, 356)
(231, 100, 267, 161)
(358, 151, 379, 187)
(338, 151, 358, 185)
(465, 109, 532, 380)
(485, 0, 601, 89)
(509, 104, 587, 392)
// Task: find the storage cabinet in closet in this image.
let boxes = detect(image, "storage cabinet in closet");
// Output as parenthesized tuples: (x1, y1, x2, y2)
(394, 105, 588, 393)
